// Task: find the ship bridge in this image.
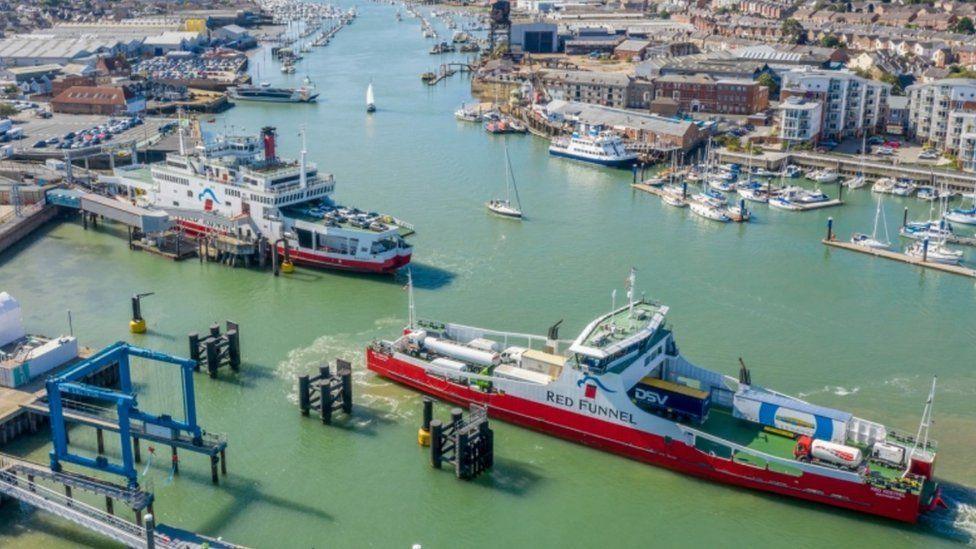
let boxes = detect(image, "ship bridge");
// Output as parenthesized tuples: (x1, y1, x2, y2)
(568, 301, 669, 373)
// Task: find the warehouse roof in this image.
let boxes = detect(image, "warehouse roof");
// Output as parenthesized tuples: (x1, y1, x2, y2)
(546, 100, 697, 136)
(0, 37, 119, 61)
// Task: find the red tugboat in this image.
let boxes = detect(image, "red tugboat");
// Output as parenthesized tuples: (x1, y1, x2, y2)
(368, 271, 944, 522)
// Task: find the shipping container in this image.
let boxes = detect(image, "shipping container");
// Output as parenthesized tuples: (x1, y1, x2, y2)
(629, 377, 710, 423)
(733, 387, 850, 444)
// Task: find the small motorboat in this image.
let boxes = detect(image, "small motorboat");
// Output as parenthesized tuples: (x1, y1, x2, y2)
(945, 207, 976, 225)
(843, 175, 867, 189)
(872, 178, 896, 194)
(916, 185, 941, 201)
(809, 169, 839, 184)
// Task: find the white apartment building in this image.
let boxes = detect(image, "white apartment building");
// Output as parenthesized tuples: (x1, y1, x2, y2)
(779, 97, 823, 143)
(780, 69, 890, 140)
(906, 78, 976, 153)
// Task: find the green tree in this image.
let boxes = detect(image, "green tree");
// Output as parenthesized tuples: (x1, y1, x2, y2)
(820, 35, 842, 48)
(781, 18, 805, 45)
(757, 72, 779, 96)
(0, 103, 17, 117)
(878, 71, 903, 94)
(953, 17, 975, 35)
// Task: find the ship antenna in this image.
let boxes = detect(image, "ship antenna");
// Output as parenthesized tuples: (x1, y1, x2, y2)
(905, 376, 937, 476)
(610, 289, 617, 331)
(626, 267, 636, 318)
(299, 125, 308, 189)
(177, 107, 186, 156)
(407, 268, 416, 330)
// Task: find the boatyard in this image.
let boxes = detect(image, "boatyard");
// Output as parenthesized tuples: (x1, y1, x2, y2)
(0, 0, 975, 548)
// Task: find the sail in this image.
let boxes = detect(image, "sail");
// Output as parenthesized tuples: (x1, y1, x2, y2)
(366, 83, 375, 106)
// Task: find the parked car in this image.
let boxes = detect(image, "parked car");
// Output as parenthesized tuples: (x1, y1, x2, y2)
(876, 146, 895, 156)
(919, 149, 940, 160)
(32, 140, 47, 148)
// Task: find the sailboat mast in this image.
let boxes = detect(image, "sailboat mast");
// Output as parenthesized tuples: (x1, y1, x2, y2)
(407, 269, 416, 330)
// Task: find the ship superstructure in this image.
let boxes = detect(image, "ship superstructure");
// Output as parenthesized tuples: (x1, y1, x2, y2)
(367, 272, 943, 522)
(113, 126, 411, 273)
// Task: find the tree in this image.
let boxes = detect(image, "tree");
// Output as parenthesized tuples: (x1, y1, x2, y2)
(0, 103, 17, 117)
(757, 72, 779, 96)
(781, 18, 805, 45)
(820, 35, 842, 48)
(954, 17, 975, 35)
(878, 71, 903, 95)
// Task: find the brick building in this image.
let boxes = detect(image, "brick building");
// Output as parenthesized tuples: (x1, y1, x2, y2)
(651, 74, 769, 115)
(50, 85, 146, 115)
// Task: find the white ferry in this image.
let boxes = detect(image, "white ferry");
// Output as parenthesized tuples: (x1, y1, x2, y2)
(111, 126, 412, 274)
(549, 124, 638, 168)
(228, 85, 319, 103)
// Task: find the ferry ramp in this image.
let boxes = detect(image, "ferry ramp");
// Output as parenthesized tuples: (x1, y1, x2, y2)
(46, 188, 171, 233)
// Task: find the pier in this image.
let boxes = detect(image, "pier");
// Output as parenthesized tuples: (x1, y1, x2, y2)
(297, 360, 353, 425)
(823, 219, 976, 278)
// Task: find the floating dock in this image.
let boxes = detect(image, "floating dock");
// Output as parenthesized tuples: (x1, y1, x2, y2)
(823, 238, 976, 278)
(786, 198, 843, 211)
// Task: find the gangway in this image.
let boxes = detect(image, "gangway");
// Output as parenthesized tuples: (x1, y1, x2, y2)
(0, 469, 179, 548)
(46, 188, 171, 233)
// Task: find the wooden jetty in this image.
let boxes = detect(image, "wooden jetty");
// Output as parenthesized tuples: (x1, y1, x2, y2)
(823, 238, 976, 278)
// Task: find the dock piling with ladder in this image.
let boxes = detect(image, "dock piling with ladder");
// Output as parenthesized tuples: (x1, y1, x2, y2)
(427, 401, 494, 481)
(188, 321, 242, 378)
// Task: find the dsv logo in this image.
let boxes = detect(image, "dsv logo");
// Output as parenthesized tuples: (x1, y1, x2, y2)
(634, 387, 669, 406)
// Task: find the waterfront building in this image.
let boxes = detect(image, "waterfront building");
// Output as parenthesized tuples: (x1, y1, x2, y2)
(906, 78, 976, 153)
(780, 68, 890, 140)
(545, 99, 704, 150)
(510, 22, 559, 54)
(540, 69, 632, 109)
(50, 85, 146, 115)
(778, 96, 823, 143)
(650, 74, 769, 115)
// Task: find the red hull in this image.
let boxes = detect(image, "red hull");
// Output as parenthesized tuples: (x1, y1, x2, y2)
(174, 219, 410, 274)
(367, 348, 926, 523)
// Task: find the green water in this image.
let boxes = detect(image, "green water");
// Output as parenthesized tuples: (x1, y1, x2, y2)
(1, 3, 975, 547)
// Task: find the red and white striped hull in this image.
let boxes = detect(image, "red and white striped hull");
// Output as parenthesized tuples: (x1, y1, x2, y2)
(367, 348, 932, 523)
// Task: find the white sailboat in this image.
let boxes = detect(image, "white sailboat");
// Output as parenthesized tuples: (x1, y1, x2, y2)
(366, 81, 376, 113)
(486, 145, 523, 219)
(851, 195, 891, 249)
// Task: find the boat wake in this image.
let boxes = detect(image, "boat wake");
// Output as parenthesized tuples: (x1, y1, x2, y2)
(922, 482, 976, 545)
(797, 385, 860, 398)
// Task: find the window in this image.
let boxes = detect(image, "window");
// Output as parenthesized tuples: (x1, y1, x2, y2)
(296, 228, 314, 249)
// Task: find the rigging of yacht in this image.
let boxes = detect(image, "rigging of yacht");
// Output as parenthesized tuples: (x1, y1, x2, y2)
(366, 81, 376, 113)
(843, 136, 868, 189)
(486, 145, 523, 219)
(851, 195, 891, 250)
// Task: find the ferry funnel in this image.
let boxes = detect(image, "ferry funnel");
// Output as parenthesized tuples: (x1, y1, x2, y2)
(261, 126, 277, 163)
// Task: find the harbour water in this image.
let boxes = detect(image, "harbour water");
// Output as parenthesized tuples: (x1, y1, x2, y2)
(1, 2, 975, 546)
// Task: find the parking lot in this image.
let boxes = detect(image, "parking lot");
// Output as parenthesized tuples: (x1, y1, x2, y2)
(6, 112, 173, 156)
(829, 136, 953, 168)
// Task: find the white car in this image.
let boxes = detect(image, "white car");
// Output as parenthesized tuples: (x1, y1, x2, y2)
(875, 146, 895, 155)
(919, 150, 939, 160)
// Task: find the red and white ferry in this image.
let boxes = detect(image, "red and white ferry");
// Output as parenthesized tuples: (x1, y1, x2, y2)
(368, 272, 944, 522)
(111, 126, 412, 274)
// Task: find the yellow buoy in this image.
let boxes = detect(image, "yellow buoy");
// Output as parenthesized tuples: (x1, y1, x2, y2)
(129, 318, 147, 334)
(281, 260, 295, 274)
(417, 427, 431, 447)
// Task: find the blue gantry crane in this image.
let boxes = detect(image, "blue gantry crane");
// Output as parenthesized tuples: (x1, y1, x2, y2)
(45, 342, 214, 488)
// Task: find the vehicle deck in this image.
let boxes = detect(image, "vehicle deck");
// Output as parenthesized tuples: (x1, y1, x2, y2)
(282, 205, 413, 237)
(695, 409, 905, 480)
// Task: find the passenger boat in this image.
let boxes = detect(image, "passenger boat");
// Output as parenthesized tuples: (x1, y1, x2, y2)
(367, 272, 944, 523)
(228, 85, 318, 103)
(110, 126, 412, 274)
(548, 124, 638, 168)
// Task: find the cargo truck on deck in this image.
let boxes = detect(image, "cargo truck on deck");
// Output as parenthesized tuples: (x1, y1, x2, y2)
(629, 377, 710, 423)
